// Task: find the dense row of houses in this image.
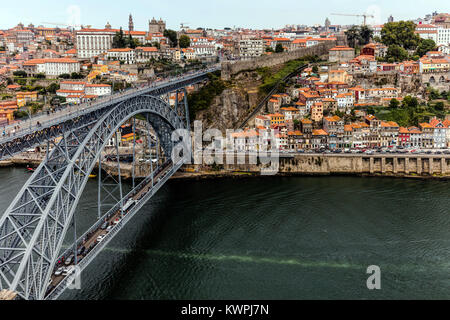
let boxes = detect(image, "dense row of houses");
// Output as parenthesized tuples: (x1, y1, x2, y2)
(234, 114, 450, 151)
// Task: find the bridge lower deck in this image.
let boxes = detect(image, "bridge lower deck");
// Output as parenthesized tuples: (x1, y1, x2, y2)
(45, 161, 176, 299)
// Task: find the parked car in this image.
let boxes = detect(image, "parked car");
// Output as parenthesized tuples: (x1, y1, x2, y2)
(77, 246, 86, 256)
(62, 266, 75, 276)
(65, 254, 74, 266)
(54, 267, 64, 276)
(96, 234, 106, 243)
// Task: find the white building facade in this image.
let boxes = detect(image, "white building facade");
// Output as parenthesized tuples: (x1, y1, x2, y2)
(76, 28, 117, 59)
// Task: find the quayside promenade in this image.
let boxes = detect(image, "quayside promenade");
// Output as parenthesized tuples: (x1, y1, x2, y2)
(3, 152, 450, 179)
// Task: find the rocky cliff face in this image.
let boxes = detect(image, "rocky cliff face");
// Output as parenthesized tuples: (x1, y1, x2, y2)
(195, 70, 263, 132)
(351, 73, 425, 95)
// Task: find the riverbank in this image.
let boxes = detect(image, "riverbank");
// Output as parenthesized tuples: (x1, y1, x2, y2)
(172, 169, 450, 181)
(3, 153, 450, 181)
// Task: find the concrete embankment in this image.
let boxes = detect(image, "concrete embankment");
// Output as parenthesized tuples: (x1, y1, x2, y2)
(177, 154, 450, 180)
(3, 153, 450, 180)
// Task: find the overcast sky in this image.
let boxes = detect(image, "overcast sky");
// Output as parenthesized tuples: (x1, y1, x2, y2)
(1, 0, 449, 30)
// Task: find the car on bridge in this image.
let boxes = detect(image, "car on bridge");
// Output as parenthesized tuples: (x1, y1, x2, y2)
(96, 234, 106, 243)
(101, 221, 109, 230)
(65, 254, 74, 266)
(54, 267, 64, 276)
(62, 266, 75, 276)
(77, 246, 86, 256)
(123, 199, 137, 213)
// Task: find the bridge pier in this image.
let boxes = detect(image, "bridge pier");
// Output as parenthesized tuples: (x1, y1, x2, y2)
(417, 158, 422, 174)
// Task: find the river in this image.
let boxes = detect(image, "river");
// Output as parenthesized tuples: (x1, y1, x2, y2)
(0, 167, 449, 300)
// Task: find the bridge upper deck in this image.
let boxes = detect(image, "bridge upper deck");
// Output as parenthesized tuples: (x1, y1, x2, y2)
(0, 66, 220, 160)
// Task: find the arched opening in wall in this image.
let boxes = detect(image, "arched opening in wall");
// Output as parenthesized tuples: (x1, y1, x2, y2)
(429, 76, 436, 84)
(439, 76, 445, 83)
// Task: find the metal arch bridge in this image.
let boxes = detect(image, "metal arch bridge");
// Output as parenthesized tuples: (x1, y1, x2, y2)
(0, 66, 220, 300)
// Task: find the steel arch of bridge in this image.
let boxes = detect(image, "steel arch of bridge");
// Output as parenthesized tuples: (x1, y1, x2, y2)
(0, 68, 215, 161)
(0, 95, 187, 300)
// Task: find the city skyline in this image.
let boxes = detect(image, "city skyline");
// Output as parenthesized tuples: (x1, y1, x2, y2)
(1, 0, 449, 30)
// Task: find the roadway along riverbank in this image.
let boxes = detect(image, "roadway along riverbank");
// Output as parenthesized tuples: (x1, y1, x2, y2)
(2, 152, 450, 180)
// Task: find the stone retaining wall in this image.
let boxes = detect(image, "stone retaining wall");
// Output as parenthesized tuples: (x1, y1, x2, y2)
(221, 42, 337, 80)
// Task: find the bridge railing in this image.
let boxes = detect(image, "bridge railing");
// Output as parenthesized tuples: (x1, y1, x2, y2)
(0, 66, 220, 146)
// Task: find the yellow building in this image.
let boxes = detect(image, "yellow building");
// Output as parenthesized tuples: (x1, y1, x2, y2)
(87, 70, 101, 83)
(311, 102, 323, 122)
(420, 58, 450, 73)
(0, 100, 18, 122)
(92, 64, 109, 73)
(328, 69, 350, 83)
(267, 113, 285, 126)
(16, 91, 38, 107)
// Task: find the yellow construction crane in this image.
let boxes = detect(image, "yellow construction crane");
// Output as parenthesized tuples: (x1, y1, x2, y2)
(331, 13, 375, 26)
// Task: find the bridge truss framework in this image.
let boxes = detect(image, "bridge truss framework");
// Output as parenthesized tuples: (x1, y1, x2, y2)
(0, 87, 193, 300)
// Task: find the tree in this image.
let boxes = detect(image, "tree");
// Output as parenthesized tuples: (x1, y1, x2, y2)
(265, 47, 274, 53)
(59, 73, 71, 79)
(128, 34, 136, 49)
(402, 95, 419, 109)
(385, 45, 409, 62)
(46, 83, 60, 94)
(335, 110, 345, 118)
(35, 73, 46, 79)
(71, 72, 83, 79)
(389, 98, 400, 109)
(434, 101, 445, 112)
(112, 28, 127, 48)
(415, 39, 436, 58)
(13, 110, 29, 119)
(179, 35, 190, 48)
(359, 25, 373, 45)
(381, 21, 420, 50)
(164, 29, 178, 47)
(275, 43, 284, 53)
(344, 25, 372, 47)
(13, 70, 27, 78)
(312, 65, 319, 74)
(345, 26, 360, 48)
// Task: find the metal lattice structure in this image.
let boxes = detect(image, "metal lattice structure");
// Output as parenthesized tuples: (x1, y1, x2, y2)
(0, 68, 215, 161)
(0, 93, 189, 300)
